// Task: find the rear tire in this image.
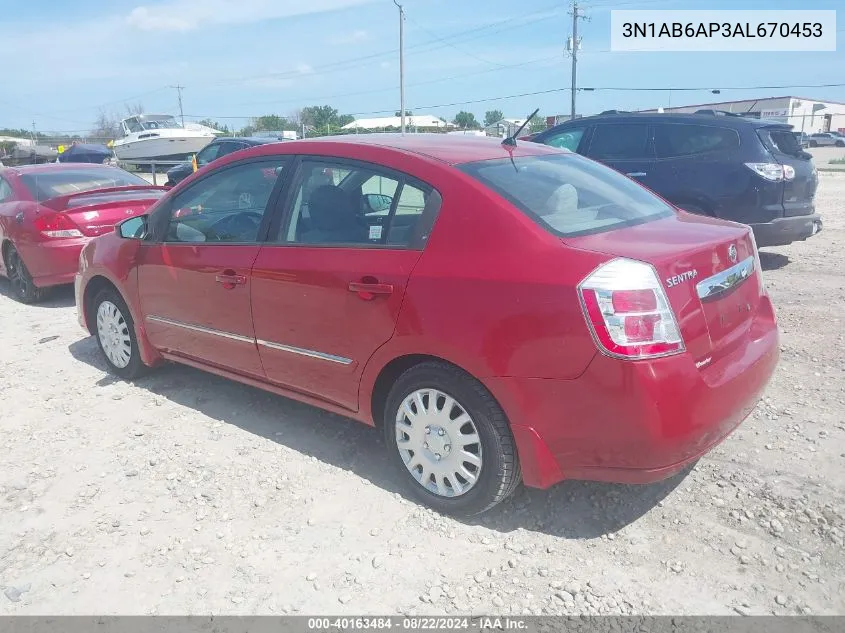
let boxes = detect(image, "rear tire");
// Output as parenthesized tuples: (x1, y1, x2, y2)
(92, 288, 148, 380)
(836, 141, 845, 148)
(383, 362, 521, 517)
(809, 140, 818, 147)
(4, 245, 46, 304)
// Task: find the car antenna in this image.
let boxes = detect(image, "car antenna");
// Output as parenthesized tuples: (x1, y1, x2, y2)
(502, 108, 539, 147)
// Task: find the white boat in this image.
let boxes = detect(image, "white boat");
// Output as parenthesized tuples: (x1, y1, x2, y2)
(112, 114, 215, 162)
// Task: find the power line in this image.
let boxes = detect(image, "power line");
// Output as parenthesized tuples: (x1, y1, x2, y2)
(404, 13, 508, 69)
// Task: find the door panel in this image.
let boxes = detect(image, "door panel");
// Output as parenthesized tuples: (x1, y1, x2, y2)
(137, 158, 288, 378)
(585, 123, 659, 192)
(250, 246, 422, 409)
(139, 244, 265, 377)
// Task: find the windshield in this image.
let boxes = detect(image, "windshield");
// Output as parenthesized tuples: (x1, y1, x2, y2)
(460, 153, 674, 237)
(140, 116, 181, 130)
(20, 168, 150, 201)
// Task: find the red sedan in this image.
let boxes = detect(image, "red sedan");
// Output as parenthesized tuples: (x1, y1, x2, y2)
(74, 135, 779, 515)
(0, 163, 166, 302)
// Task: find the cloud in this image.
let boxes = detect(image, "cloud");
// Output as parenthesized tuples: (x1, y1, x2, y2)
(126, 0, 375, 32)
(296, 63, 314, 75)
(330, 29, 369, 45)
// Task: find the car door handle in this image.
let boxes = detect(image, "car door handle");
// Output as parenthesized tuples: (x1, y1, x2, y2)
(626, 172, 647, 178)
(348, 279, 393, 300)
(215, 271, 247, 289)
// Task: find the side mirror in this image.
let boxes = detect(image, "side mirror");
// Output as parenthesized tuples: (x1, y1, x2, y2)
(117, 214, 148, 240)
(363, 193, 393, 213)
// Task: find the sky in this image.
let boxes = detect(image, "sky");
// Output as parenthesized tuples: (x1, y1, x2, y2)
(1, 0, 843, 134)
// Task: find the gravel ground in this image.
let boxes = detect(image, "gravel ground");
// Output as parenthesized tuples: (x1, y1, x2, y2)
(1, 174, 843, 616)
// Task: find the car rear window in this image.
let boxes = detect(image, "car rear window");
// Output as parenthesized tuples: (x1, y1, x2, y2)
(460, 153, 674, 237)
(760, 128, 805, 157)
(20, 168, 149, 201)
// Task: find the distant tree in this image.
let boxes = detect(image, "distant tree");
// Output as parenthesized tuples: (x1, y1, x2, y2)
(124, 102, 145, 116)
(453, 111, 480, 129)
(253, 114, 287, 131)
(528, 111, 546, 133)
(197, 119, 231, 135)
(301, 105, 339, 131)
(484, 109, 504, 127)
(91, 109, 122, 139)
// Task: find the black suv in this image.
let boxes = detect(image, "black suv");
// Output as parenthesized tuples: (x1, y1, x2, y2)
(165, 136, 282, 186)
(528, 112, 822, 247)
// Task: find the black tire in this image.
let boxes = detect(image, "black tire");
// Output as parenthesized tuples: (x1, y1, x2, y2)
(836, 141, 845, 148)
(164, 180, 176, 188)
(383, 362, 521, 516)
(809, 140, 818, 147)
(92, 287, 148, 380)
(4, 244, 46, 304)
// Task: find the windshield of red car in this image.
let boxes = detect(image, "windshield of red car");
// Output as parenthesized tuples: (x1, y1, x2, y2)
(20, 168, 150, 202)
(459, 152, 674, 237)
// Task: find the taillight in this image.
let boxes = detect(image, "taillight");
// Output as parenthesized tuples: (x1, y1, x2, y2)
(578, 258, 685, 360)
(33, 213, 83, 239)
(744, 162, 795, 182)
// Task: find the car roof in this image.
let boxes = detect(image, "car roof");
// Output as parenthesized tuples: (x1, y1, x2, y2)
(548, 112, 791, 130)
(1, 162, 127, 176)
(213, 136, 281, 145)
(255, 133, 560, 165)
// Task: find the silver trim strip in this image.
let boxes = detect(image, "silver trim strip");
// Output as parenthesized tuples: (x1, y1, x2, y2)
(146, 315, 255, 344)
(695, 255, 755, 301)
(256, 339, 353, 365)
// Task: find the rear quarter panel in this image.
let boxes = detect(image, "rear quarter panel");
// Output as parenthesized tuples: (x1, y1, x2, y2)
(357, 164, 604, 419)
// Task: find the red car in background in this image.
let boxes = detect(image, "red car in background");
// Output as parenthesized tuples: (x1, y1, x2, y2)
(75, 135, 779, 516)
(0, 163, 167, 302)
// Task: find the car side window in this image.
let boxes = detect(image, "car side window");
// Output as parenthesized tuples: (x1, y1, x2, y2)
(196, 143, 223, 167)
(587, 123, 651, 160)
(164, 160, 285, 244)
(654, 124, 740, 158)
(0, 177, 13, 202)
(543, 128, 586, 151)
(280, 160, 438, 248)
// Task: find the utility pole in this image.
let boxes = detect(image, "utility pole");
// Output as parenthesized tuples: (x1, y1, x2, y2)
(394, 0, 406, 134)
(568, 2, 586, 121)
(170, 85, 185, 127)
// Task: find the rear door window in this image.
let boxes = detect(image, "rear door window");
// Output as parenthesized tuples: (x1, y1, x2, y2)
(761, 128, 805, 157)
(587, 123, 651, 160)
(460, 153, 673, 237)
(654, 124, 739, 158)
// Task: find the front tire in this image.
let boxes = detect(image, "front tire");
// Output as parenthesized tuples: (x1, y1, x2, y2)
(93, 288, 148, 379)
(4, 245, 45, 304)
(383, 362, 521, 516)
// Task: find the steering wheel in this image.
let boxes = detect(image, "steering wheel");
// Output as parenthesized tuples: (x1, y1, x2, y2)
(206, 211, 263, 241)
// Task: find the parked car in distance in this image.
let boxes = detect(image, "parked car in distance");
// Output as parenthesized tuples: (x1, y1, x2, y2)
(528, 112, 822, 247)
(792, 131, 810, 148)
(164, 137, 282, 186)
(808, 132, 845, 147)
(0, 163, 167, 303)
(75, 135, 779, 516)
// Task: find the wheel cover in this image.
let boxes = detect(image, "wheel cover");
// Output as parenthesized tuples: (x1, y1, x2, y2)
(96, 300, 132, 369)
(395, 388, 483, 498)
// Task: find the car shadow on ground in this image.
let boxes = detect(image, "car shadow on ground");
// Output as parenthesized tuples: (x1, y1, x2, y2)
(68, 335, 688, 540)
(759, 251, 790, 271)
(0, 280, 76, 308)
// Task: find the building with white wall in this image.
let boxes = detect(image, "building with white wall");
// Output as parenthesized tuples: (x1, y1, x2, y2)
(643, 96, 845, 134)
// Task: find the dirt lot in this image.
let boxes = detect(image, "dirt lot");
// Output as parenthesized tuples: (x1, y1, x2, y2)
(1, 174, 844, 616)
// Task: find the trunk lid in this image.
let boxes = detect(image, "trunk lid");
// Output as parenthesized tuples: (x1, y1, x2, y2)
(757, 126, 818, 217)
(565, 212, 763, 366)
(40, 185, 167, 237)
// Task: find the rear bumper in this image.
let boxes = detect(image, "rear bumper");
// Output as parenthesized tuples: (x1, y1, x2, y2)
(489, 296, 779, 489)
(19, 238, 87, 288)
(750, 214, 822, 247)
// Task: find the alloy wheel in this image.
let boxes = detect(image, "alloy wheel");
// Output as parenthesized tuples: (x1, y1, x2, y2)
(96, 300, 132, 369)
(394, 388, 483, 498)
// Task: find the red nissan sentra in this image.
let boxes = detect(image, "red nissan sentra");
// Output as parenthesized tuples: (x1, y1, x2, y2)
(74, 135, 779, 516)
(0, 163, 167, 303)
